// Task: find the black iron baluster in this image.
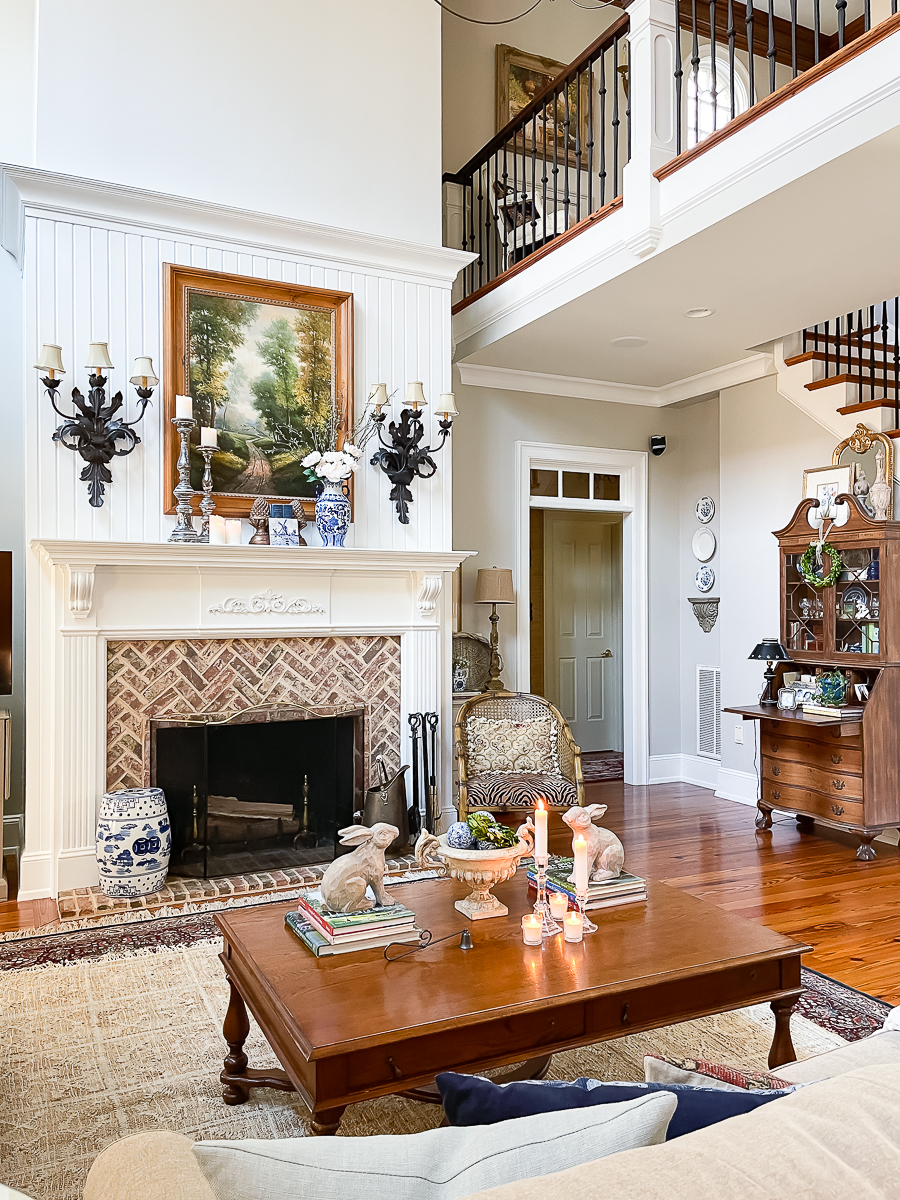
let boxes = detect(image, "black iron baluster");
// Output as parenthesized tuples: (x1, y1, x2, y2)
(767, 0, 776, 95)
(858, 308, 865, 404)
(541, 102, 549, 242)
(531, 109, 538, 250)
(790, 0, 798, 78)
(846, 311, 855, 404)
(586, 63, 595, 214)
(837, 0, 847, 48)
(599, 53, 608, 204)
(469, 181, 476, 293)
(563, 78, 571, 228)
(824, 319, 830, 378)
(552, 86, 560, 234)
(746, 0, 755, 108)
(864, 0, 871, 30)
(691, 0, 700, 145)
(727, 0, 736, 119)
(709, 0, 718, 132)
(512, 131, 519, 262)
(461, 179, 469, 297)
(814, 0, 821, 62)
(675, 0, 684, 154)
(476, 168, 484, 290)
(881, 301, 889, 401)
(574, 68, 582, 223)
(625, 36, 631, 167)
(869, 304, 877, 403)
(612, 41, 621, 196)
(501, 141, 510, 271)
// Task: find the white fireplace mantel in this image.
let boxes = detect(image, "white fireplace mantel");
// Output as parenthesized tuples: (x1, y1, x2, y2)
(22, 539, 474, 899)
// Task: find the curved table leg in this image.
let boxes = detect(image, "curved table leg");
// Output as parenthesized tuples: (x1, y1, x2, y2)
(311, 1106, 346, 1136)
(220, 977, 297, 1105)
(769, 996, 798, 1069)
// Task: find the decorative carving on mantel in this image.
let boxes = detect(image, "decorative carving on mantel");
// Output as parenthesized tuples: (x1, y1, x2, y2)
(68, 567, 95, 618)
(688, 596, 719, 633)
(208, 589, 325, 616)
(417, 574, 442, 614)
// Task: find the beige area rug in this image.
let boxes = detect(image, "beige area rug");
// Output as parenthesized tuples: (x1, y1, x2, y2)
(0, 938, 847, 1200)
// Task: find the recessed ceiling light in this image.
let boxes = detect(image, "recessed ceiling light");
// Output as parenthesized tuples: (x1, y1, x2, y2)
(684, 307, 716, 318)
(611, 335, 648, 348)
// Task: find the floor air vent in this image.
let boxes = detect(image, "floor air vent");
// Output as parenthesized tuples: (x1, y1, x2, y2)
(697, 665, 721, 759)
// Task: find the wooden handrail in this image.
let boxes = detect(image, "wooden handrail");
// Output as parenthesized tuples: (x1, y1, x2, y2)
(443, 12, 631, 184)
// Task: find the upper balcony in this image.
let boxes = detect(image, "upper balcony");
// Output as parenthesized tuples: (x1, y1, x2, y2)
(445, 0, 900, 407)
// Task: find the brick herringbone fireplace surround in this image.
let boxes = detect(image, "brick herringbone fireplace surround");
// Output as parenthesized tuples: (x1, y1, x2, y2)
(106, 635, 402, 791)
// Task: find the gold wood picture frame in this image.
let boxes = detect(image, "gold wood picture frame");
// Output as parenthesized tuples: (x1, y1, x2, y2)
(163, 264, 353, 520)
(495, 43, 591, 167)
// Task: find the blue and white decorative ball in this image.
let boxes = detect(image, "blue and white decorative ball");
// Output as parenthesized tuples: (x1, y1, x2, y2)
(446, 821, 476, 849)
(475, 838, 496, 850)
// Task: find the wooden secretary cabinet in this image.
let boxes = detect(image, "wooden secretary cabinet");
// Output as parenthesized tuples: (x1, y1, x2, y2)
(726, 495, 900, 860)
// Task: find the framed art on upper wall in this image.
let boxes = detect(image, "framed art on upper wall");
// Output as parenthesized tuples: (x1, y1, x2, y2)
(163, 265, 353, 519)
(495, 44, 589, 163)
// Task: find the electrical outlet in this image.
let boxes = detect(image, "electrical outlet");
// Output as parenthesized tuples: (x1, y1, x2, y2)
(734, 724, 744, 745)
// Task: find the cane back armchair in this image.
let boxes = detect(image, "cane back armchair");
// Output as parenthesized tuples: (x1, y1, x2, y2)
(454, 691, 585, 819)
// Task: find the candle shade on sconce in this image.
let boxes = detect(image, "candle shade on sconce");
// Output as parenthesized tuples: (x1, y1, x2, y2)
(369, 382, 456, 524)
(35, 342, 155, 507)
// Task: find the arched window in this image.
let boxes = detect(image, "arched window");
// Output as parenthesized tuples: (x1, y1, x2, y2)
(686, 54, 750, 148)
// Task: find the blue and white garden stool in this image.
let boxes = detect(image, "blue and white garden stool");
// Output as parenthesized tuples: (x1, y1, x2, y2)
(96, 787, 171, 897)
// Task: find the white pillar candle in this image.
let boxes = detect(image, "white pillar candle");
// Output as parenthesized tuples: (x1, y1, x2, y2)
(563, 912, 584, 943)
(521, 914, 543, 946)
(534, 799, 548, 864)
(225, 519, 242, 545)
(200, 426, 218, 447)
(549, 891, 569, 920)
(573, 833, 589, 893)
(208, 515, 227, 545)
(174, 395, 193, 420)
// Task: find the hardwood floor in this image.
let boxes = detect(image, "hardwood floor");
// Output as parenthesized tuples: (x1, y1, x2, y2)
(2, 783, 899, 1004)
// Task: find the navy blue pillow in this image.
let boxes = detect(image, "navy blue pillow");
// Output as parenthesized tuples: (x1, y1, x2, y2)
(435, 1072, 794, 1140)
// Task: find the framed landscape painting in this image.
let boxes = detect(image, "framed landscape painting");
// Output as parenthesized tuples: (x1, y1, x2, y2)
(163, 265, 353, 519)
(495, 43, 590, 164)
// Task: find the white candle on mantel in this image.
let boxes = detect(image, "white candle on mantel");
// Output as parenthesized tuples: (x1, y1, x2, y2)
(174, 395, 193, 420)
(534, 799, 548, 864)
(225, 519, 242, 545)
(573, 833, 589, 894)
(200, 426, 218, 447)
(208, 515, 227, 545)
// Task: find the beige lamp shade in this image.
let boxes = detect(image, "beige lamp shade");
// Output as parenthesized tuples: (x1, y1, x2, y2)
(436, 393, 459, 418)
(129, 356, 158, 387)
(34, 344, 66, 376)
(405, 381, 427, 410)
(474, 567, 515, 604)
(368, 383, 390, 412)
(85, 342, 114, 371)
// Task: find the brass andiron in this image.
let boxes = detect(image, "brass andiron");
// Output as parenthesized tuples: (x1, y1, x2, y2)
(169, 417, 202, 542)
(294, 774, 316, 847)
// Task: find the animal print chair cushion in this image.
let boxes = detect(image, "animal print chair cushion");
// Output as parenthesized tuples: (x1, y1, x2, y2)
(466, 717, 558, 776)
(466, 773, 577, 809)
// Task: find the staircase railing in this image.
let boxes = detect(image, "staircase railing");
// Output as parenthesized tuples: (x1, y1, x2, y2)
(675, 0, 898, 155)
(800, 298, 900, 425)
(444, 14, 631, 304)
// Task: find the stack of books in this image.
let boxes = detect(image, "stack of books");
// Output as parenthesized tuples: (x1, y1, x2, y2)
(286, 889, 421, 957)
(527, 858, 647, 912)
(802, 703, 865, 720)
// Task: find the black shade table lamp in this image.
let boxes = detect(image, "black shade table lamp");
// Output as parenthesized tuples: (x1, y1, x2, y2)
(749, 638, 792, 706)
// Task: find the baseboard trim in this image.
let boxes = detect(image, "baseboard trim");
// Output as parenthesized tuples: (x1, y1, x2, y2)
(3, 812, 23, 856)
(648, 754, 719, 789)
(715, 767, 759, 807)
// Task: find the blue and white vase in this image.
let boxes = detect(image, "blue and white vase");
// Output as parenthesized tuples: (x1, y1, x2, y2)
(315, 480, 351, 547)
(96, 787, 171, 898)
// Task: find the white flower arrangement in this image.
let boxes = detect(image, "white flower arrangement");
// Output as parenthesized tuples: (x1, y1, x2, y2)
(302, 444, 363, 485)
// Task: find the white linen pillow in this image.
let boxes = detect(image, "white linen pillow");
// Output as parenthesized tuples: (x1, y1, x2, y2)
(466, 716, 558, 775)
(192, 1091, 676, 1200)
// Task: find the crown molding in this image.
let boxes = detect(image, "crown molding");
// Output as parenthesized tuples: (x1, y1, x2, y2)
(0, 165, 475, 285)
(456, 353, 774, 407)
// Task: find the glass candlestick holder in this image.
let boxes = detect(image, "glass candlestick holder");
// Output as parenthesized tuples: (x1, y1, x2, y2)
(532, 857, 561, 936)
(168, 417, 201, 543)
(575, 883, 598, 934)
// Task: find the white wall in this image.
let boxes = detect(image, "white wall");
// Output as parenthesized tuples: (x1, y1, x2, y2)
(0, 0, 442, 246)
(451, 381, 682, 759)
(442, 3, 618, 173)
(717, 373, 834, 801)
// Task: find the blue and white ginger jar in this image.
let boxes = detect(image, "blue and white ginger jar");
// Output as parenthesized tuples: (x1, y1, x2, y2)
(96, 787, 171, 898)
(315, 480, 351, 548)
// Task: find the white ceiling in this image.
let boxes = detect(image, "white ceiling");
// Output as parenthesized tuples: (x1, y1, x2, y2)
(457, 122, 900, 391)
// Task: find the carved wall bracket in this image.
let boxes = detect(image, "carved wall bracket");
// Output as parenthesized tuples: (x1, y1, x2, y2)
(688, 596, 719, 633)
(416, 574, 442, 615)
(68, 567, 96, 618)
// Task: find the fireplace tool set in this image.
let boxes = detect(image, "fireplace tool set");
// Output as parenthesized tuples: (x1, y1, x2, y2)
(408, 712, 439, 836)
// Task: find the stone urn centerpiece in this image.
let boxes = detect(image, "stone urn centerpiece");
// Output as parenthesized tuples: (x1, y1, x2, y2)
(415, 823, 534, 920)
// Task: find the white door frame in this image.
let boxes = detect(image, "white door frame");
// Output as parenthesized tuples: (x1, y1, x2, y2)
(514, 441, 649, 786)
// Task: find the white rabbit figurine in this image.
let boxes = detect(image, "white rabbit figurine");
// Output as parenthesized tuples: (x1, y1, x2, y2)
(319, 822, 399, 913)
(562, 804, 625, 882)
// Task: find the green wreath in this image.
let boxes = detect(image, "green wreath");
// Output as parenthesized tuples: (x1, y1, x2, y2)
(800, 542, 842, 589)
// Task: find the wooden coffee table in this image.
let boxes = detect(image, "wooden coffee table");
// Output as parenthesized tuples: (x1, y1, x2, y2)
(215, 876, 810, 1134)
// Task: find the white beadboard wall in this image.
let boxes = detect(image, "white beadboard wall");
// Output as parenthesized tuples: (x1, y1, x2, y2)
(22, 199, 460, 552)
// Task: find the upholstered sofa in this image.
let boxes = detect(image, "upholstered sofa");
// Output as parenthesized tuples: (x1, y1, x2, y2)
(80, 1029, 900, 1200)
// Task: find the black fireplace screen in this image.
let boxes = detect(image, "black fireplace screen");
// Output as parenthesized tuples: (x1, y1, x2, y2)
(150, 711, 363, 879)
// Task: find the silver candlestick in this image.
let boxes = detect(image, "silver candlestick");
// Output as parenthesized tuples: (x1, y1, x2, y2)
(168, 417, 201, 543)
(198, 445, 216, 542)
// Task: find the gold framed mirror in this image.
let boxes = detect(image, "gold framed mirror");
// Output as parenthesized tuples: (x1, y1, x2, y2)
(832, 423, 895, 520)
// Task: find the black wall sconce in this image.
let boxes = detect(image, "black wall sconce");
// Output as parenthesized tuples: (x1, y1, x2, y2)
(34, 342, 156, 507)
(368, 382, 458, 524)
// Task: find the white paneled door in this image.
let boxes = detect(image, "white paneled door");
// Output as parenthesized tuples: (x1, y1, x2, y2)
(544, 512, 622, 752)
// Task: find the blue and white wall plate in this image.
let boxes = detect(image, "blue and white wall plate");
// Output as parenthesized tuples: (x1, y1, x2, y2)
(695, 565, 716, 593)
(696, 496, 715, 523)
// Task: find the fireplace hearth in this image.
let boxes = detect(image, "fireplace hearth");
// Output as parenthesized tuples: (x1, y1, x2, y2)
(151, 708, 364, 878)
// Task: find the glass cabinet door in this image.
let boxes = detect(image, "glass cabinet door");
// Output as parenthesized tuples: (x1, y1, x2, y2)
(834, 546, 880, 656)
(784, 553, 825, 653)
